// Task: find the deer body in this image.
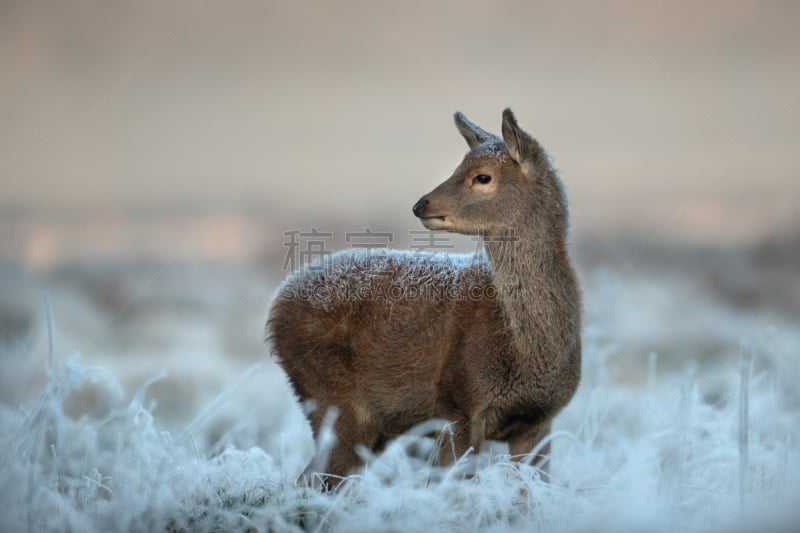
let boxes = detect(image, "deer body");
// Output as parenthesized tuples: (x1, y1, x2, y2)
(267, 109, 581, 482)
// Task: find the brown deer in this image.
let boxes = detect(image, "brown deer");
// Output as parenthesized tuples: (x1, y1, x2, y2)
(267, 109, 581, 486)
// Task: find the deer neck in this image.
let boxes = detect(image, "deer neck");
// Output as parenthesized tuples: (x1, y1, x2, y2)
(482, 205, 577, 366)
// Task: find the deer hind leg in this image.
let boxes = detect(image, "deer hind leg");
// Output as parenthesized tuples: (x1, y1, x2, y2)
(304, 402, 378, 490)
(507, 421, 552, 474)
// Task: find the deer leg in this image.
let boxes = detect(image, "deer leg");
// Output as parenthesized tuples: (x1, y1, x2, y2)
(325, 438, 363, 481)
(437, 416, 485, 466)
(304, 404, 377, 490)
(436, 417, 468, 466)
(507, 421, 552, 473)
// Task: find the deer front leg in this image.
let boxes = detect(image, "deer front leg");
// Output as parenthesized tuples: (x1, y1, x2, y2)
(437, 416, 485, 466)
(507, 421, 552, 472)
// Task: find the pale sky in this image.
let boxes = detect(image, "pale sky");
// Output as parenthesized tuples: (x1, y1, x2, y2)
(1, 0, 798, 246)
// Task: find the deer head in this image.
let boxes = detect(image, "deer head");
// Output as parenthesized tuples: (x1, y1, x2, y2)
(412, 108, 561, 237)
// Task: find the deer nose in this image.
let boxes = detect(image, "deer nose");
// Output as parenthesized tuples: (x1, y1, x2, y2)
(412, 197, 428, 217)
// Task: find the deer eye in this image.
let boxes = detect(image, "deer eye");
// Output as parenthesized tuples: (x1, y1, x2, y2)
(473, 174, 492, 185)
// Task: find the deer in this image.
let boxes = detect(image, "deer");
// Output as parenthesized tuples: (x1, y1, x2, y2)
(267, 108, 581, 488)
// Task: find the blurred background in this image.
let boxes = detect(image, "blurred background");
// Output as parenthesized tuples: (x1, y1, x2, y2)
(1, 0, 798, 447)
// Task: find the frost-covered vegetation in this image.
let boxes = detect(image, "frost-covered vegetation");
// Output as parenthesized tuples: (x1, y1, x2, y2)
(2, 332, 798, 531)
(1, 245, 799, 532)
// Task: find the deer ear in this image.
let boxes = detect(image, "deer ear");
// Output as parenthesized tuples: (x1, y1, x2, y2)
(454, 112, 495, 148)
(501, 108, 545, 173)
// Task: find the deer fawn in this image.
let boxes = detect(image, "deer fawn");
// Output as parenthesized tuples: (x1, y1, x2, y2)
(267, 109, 581, 486)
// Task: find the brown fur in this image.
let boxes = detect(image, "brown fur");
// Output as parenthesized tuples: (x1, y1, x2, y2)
(267, 109, 581, 486)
